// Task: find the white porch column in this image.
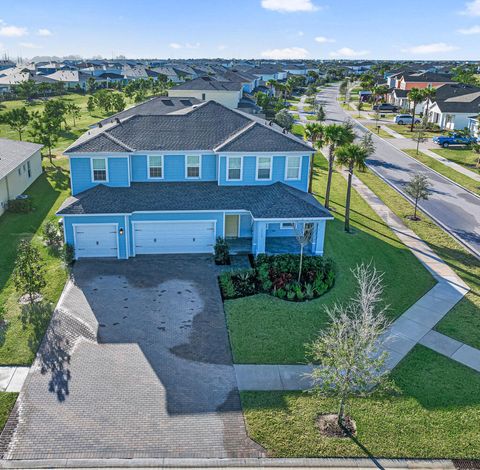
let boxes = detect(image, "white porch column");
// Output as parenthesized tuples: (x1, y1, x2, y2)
(252, 221, 267, 255)
(312, 220, 326, 255)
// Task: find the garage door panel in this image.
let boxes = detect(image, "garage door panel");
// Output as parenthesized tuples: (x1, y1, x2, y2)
(75, 224, 118, 258)
(134, 221, 215, 254)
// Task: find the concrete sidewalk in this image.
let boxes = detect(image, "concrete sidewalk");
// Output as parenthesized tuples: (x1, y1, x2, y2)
(0, 367, 29, 393)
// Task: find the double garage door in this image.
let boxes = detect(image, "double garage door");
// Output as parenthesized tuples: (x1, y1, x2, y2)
(134, 220, 215, 255)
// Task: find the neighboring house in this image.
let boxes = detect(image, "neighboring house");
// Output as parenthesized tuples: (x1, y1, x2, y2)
(468, 116, 479, 137)
(0, 71, 30, 94)
(57, 101, 332, 260)
(0, 59, 15, 71)
(168, 77, 243, 109)
(249, 64, 287, 82)
(398, 72, 454, 91)
(150, 66, 181, 83)
(46, 70, 90, 89)
(283, 64, 307, 76)
(94, 96, 203, 127)
(387, 88, 409, 110)
(0, 139, 43, 216)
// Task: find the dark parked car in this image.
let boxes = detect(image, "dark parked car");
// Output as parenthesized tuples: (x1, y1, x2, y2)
(372, 103, 398, 112)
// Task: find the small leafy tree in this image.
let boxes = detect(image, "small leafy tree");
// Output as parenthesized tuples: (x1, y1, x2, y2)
(42, 220, 63, 248)
(295, 223, 314, 283)
(94, 89, 113, 113)
(29, 111, 60, 163)
(316, 105, 325, 122)
(111, 93, 126, 113)
(13, 240, 46, 305)
(356, 100, 363, 117)
(405, 172, 431, 220)
(0, 107, 30, 140)
(307, 263, 391, 428)
(87, 96, 96, 114)
(275, 108, 294, 131)
(66, 103, 81, 127)
(412, 128, 427, 155)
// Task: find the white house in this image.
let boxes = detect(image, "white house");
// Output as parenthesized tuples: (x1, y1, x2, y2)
(427, 91, 480, 131)
(0, 139, 43, 216)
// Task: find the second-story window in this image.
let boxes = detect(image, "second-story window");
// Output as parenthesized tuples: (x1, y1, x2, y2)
(257, 157, 272, 180)
(285, 156, 301, 180)
(149, 155, 163, 178)
(227, 156, 241, 181)
(92, 158, 107, 182)
(186, 155, 201, 178)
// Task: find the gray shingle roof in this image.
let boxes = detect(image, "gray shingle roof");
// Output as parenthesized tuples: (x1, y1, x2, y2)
(57, 181, 331, 219)
(67, 101, 313, 153)
(96, 96, 202, 127)
(0, 138, 43, 178)
(171, 76, 243, 91)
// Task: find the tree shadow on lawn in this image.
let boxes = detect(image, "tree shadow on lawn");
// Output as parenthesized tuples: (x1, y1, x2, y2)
(0, 164, 69, 293)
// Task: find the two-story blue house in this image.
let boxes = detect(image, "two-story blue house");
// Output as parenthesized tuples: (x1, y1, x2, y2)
(57, 101, 332, 259)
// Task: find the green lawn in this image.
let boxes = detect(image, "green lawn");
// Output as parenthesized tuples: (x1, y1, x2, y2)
(355, 167, 480, 349)
(242, 346, 480, 458)
(292, 113, 300, 121)
(306, 115, 317, 121)
(385, 124, 442, 139)
(403, 149, 480, 196)
(225, 157, 435, 364)
(0, 393, 18, 429)
(288, 105, 298, 112)
(365, 125, 394, 139)
(0, 159, 71, 364)
(432, 147, 480, 176)
(291, 123, 305, 138)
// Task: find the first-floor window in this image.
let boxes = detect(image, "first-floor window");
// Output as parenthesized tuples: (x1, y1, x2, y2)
(281, 222, 295, 229)
(227, 157, 241, 180)
(149, 156, 163, 178)
(92, 158, 107, 181)
(286, 156, 301, 180)
(27, 161, 31, 178)
(186, 155, 200, 178)
(257, 157, 272, 180)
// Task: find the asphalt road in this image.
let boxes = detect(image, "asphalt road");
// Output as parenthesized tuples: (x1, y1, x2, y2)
(318, 85, 480, 258)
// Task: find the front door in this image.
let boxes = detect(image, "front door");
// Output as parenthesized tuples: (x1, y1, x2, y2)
(225, 215, 239, 238)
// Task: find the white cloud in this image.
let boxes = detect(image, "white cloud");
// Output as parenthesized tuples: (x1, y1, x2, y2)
(401, 42, 458, 54)
(461, 0, 480, 15)
(329, 47, 369, 58)
(458, 25, 480, 34)
(37, 28, 52, 36)
(261, 46, 309, 59)
(261, 0, 319, 12)
(217, 44, 228, 51)
(0, 24, 27, 37)
(169, 42, 200, 49)
(298, 30, 304, 36)
(19, 42, 42, 49)
(315, 35, 335, 43)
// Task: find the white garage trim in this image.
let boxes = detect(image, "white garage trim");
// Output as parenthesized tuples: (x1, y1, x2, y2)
(72, 223, 120, 259)
(131, 219, 217, 256)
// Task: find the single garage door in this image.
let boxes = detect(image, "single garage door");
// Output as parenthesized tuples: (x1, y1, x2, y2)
(134, 220, 215, 254)
(74, 224, 118, 258)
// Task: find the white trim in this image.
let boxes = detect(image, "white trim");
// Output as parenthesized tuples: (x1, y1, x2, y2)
(90, 157, 109, 183)
(226, 155, 243, 181)
(126, 156, 131, 186)
(255, 156, 272, 181)
(254, 216, 334, 221)
(131, 219, 217, 255)
(280, 222, 296, 229)
(185, 154, 202, 179)
(285, 155, 302, 181)
(147, 155, 164, 180)
(124, 215, 130, 257)
(72, 223, 120, 260)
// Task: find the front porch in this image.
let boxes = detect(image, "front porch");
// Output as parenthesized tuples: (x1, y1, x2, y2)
(227, 237, 314, 255)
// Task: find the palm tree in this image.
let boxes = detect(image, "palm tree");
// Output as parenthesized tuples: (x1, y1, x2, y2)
(408, 88, 426, 132)
(335, 143, 368, 232)
(323, 124, 355, 209)
(422, 86, 436, 127)
(305, 123, 325, 193)
(266, 79, 278, 97)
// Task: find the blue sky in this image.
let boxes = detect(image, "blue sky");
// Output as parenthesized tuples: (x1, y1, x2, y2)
(1, 0, 480, 60)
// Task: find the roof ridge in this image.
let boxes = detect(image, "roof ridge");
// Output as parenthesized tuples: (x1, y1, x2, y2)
(103, 131, 135, 152)
(213, 121, 256, 152)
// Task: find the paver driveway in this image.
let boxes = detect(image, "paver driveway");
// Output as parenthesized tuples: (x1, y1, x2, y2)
(2, 256, 264, 460)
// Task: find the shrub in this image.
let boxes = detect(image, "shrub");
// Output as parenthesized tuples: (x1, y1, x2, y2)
(42, 220, 63, 247)
(219, 272, 237, 299)
(214, 236, 230, 265)
(62, 243, 75, 266)
(8, 197, 32, 213)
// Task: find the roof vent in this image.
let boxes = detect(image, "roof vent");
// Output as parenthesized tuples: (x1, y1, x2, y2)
(282, 128, 287, 134)
(98, 122, 103, 128)
(115, 118, 121, 124)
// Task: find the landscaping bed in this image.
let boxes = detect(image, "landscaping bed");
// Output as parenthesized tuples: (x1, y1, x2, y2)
(220, 254, 335, 302)
(225, 156, 435, 364)
(242, 346, 480, 458)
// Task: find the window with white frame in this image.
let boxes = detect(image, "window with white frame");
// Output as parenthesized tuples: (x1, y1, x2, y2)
(286, 156, 301, 180)
(257, 156, 272, 180)
(148, 155, 163, 178)
(186, 155, 200, 178)
(92, 158, 107, 181)
(227, 156, 241, 180)
(281, 222, 296, 229)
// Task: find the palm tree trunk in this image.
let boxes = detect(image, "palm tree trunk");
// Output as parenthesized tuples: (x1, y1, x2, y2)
(324, 146, 335, 209)
(298, 244, 304, 283)
(410, 101, 416, 132)
(345, 164, 353, 232)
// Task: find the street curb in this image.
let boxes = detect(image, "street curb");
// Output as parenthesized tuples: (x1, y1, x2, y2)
(0, 457, 458, 469)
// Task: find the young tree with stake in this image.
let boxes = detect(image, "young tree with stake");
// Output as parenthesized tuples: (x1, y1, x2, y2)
(405, 172, 431, 220)
(307, 263, 391, 430)
(295, 223, 314, 283)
